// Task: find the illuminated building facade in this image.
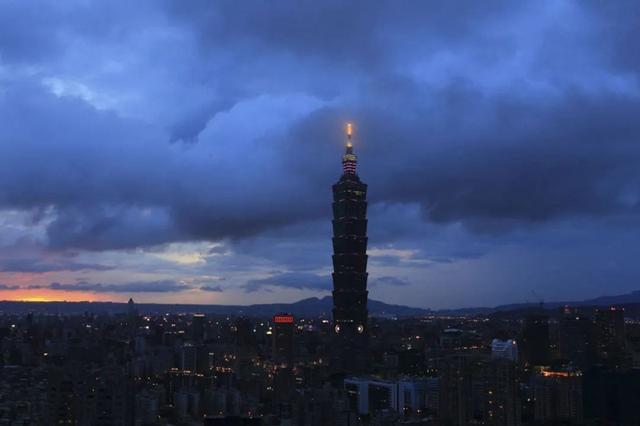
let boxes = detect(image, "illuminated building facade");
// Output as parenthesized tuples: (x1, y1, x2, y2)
(331, 123, 369, 373)
(491, 338, 518, 362)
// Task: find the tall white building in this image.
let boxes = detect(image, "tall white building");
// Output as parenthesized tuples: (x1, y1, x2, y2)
(491, 338, 518, 362)
(344, 377, 435, 415)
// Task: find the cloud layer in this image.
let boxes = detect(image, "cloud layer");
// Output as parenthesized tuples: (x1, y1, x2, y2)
(42, 280, 191, 293)
(1, 1, 639, 307)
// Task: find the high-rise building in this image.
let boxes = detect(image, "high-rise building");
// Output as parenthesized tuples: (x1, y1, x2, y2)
(331, 123, 369, 374)
(344, 377, 397, 414)
(439, 353, 477, 425)
(521, 314, 550, 366)
(533, 367, 583, 424)
(491, 339, 518, 362)
(180, 343, 197, 372)
(558, 307, 594, 369)
(272, 314, 294, 367)
(127, 297, 136, 314)
(474, 359, 521, 426)
(192, 314, 205, 343)
(583, 366, 640, 424)
(594, 307, 626, 366)
(46, 364, 131, 425)
(271, 314, 295, 415)
(344, 377, 435, 416)
(127, 297, 137, 337)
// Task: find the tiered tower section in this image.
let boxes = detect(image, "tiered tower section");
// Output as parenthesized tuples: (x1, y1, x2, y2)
(331, 123, 369, 373)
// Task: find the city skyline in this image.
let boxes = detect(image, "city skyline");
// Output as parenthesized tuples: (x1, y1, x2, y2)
(2, 1, 640, 309)
(2, 3, 640, 425)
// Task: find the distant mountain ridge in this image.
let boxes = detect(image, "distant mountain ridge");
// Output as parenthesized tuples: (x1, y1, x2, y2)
(0, 296, 430, 317)
(450, 289, 640, 315)
(1, 290, 639, 317)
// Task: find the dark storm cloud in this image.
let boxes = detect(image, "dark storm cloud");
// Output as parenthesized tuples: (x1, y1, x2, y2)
(1, 0, 640, 260)
(0, 284, 19, 290)
(0, 238, 113, 273)
(357, 92, 640, 229)
(45, 206, 178, 251)
(243, 272, 331, 293)
(0, 81, 294, 250)
(370, 276, 410, 287)
(0, 258, 112, 273)
(208, 245, 229, 255)
(38, 280, 192, 293)
(0, 0, 167, 74)
(200, 285, 224, 292)
(169, 97, 237, 144)
(169, 0, 518, 69)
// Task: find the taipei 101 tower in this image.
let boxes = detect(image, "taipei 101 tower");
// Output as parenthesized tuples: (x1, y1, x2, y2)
(331, 123, 369, 374)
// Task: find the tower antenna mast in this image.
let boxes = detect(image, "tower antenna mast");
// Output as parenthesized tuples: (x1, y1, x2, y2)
(342, 122, 357, 175)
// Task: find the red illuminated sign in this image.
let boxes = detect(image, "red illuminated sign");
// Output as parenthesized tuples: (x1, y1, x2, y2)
(273, 315, 294, 324)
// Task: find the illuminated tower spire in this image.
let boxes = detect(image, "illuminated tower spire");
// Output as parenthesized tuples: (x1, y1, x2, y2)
(342, 122, 357, 175)
(331, 122, 369, 375)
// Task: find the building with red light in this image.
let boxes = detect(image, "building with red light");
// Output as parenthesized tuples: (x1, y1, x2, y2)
(272, 313, 295, 412)
(272, 314, 294, 367)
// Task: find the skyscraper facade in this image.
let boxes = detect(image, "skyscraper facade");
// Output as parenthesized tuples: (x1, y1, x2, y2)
(521, 314, 550, 366)
(272, 314, 295, 409)
(272, 314, 295, 367)
(331, 123, 369, 374)
(593, 307, 626, 366)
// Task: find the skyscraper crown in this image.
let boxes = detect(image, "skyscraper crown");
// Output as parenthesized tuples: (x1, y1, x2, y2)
(342, 122, 357, 174)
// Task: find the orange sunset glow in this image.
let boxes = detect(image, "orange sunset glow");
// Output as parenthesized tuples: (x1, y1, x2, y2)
(0, 288, 116, 303)
(0, 271, 115, 302)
